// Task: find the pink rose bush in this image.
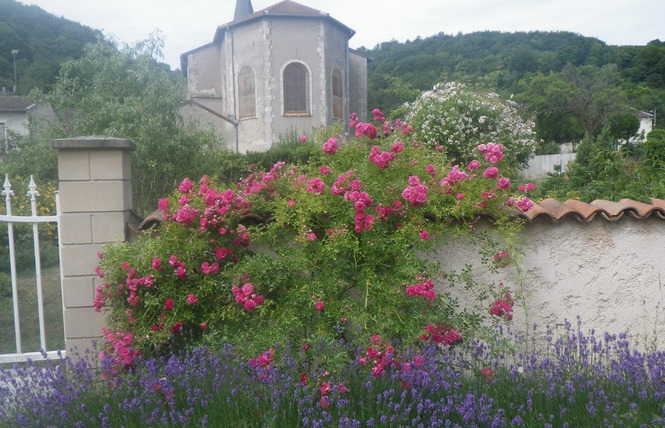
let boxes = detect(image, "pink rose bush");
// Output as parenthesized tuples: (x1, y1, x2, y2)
(96, 108, 531, 369)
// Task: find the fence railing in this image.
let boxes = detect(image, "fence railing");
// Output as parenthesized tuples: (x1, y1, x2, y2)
(0, 175, 64, 364)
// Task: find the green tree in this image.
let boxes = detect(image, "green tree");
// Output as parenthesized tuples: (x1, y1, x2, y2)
(515, 72, 584, 145)
(6, 36, 244, 214)
(561, 64, 626, 139)
(607, 111, 640, 144)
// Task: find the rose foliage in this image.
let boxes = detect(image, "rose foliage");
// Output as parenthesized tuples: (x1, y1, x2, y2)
(95, 110, 535, 369)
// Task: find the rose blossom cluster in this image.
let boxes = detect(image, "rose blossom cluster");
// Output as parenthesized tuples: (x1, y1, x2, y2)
(317, 380, 350, 409)
(518, 182, 536, 193)
(405, 278, 437, 301)
(331, 170, 355, 196)
(100, 327, 140, 370)
(353, 122, 378, 139)
(231, 282, 265, 312)
(497, 177, 511, 190)
(374, 200, 404, 222)
(201, 261, 220, 275)
(401, 176, 428, 207)
(508, 196, 534, 212)
(322, 138, 339, 155)
(368, 145, 396, 169)
(505, 181, 536, 212)
(344, 190, 375, 233)
(493, 250, 510, 267)
(249, 348, 275, 382)
(439, 165, 468, 188)
(350, 110, 413, 138)
(249, 347, 274, 369)
(312, 295, 324, 311)
(357, 335, 397, 378)
(478, 143, 504, 164)
(371, 108, 385, 122)
(306, 177, 325, 194)
(490, 288, 514, 321)
(419, 324, 463, 345)
(169, 255, 187, 280)
(94, 263, 153, 311)
(482, 166, 499, 179)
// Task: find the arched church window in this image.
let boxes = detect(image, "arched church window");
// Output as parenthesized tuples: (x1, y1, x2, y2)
(283, 62, 309, 115)
(332, 68, 343, 120)
(238, 66, 256, 119)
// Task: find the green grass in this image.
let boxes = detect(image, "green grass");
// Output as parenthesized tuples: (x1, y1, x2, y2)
(0, 264, 64, 355)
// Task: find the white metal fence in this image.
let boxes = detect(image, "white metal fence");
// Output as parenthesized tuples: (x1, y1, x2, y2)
(0, 175, 64, 364)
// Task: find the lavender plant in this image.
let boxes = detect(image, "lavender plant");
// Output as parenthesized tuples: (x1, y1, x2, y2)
(1, 321, 663, 427)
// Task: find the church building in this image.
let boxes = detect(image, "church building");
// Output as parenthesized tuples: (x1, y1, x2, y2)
(179, 0, 368, 153)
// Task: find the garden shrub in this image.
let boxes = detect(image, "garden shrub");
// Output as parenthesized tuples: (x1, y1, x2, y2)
(404, 82, 536, 175)
(95, 110, 535, 370)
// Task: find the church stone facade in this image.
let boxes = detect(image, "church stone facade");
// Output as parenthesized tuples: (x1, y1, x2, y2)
(179, 0, 368, 153)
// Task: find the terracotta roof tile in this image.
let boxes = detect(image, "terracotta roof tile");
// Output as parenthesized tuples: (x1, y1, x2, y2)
(136, 197, 665, 232)
(648, 198, 665, 217)
(535, 198, 579, 222)
(518, 198, 665, 222)
(589, 200, 628, 221)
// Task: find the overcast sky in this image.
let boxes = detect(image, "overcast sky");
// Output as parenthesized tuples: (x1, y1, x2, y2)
(19, 0, 665, 70)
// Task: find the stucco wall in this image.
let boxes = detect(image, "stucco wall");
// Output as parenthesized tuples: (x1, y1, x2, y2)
(0, 111, 30, 136)
(185, 45, 221, 98)
(178, 100, 236, 152)
(348, 51, 368, 121)
(429, 217, 665, 350)
(226, 21, 270, 151)
(182, 12, 365, 153)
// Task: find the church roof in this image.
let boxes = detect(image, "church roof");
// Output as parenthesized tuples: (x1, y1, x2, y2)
(214, 0, 355, 42)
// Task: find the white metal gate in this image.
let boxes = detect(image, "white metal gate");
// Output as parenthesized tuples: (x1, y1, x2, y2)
(0, 175, 65, 363)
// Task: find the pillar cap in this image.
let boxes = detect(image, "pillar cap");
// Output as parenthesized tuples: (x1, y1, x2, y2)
(51, 136, 136, 151)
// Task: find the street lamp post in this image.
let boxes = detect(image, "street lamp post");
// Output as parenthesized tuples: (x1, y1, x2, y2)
(11, 49, 18, 95)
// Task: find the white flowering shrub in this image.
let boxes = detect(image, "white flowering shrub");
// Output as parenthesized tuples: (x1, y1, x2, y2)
(405, 82, 535, 173)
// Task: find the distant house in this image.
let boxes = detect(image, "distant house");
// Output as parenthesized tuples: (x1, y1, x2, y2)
(0, 95, 54, 150)
(0, 96, 35, 141)
(635, 110, 654, 140)
(179, 0, 368, 153)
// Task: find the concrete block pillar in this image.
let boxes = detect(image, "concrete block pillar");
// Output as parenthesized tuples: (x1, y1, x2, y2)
(51, 136, 135, 354)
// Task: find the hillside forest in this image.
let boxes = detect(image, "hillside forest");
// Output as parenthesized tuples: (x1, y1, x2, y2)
(0, 0, 99, 93)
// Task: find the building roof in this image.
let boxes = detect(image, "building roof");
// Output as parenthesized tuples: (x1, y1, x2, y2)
(0, 96, 35, 112)
(181, 0, 357, 72)
(213, 0, 355, 43)
(518, 198, 665, 222)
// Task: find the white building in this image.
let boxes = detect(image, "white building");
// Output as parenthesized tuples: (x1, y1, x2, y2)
(179, 0, 368, 153)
